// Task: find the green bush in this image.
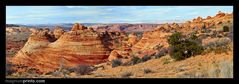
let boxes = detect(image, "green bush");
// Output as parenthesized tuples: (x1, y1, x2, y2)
(168, 32, 183, 45)
(112, 59, 122, 67)
(168, 32, 204, 61)
(223, 26, 229, 32)
(130, 56, 142, 65)
(142, 55, 151, 62)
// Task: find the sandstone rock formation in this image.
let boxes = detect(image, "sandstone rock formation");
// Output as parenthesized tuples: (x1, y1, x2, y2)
(108, 50, 122, 61)
(215, 11, 226, 18)
(6, 27, 32, 58)
(53, 26, 65, 39)
(130, 29, 172, 58)
(127, 33, 138, 46)
(206, 16, 212, 19)
(11, 23, 112, 73)
(181, 11, 233, 31)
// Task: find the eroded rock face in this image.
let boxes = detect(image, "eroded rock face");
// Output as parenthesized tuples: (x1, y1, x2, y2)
(127, 33, 138, 46)
(110, 11, 233, 61)
(53, 26, 65, 39)
(11, 23, 112, 73)
(108, 50, 121, 61)
(131, 30, 172, 54)
(6, 27, 32, 58)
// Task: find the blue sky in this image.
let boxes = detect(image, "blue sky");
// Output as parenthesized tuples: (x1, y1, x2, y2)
(6, 6, 233, 24)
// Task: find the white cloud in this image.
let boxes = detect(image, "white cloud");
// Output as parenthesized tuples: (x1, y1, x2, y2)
(6, 16, 21, 19)
(25, 13, 62, 18)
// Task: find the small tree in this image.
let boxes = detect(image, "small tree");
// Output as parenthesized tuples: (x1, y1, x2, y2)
(168, 32, 203, 61)
(168, 32, 183, 45)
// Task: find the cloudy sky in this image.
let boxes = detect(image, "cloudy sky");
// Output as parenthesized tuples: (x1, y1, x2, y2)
(6, 6, 233, 24)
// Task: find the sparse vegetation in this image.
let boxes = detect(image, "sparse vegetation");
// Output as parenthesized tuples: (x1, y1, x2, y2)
(203, 38, 231, 54)
(142, 55, 151, 62)
(143, 69, 153, 74)
(223, 26, 229, 32)
(112, 59, 122, 67)
(75, 65, 92, 75)
(121, 72, 133, 78)
(163, 58, 171, 65)
(154, 48, 168, 59)
(130, 56, 142, 65)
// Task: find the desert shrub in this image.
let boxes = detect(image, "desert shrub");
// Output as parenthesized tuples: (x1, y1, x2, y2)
(130, 56, 142, 65)
(168, 32, 204, 61)
(76, 65, 92, 75)
(114, 39, 119, 44)
(60, 65, 92, 76)
(155, 52, 166, 59)
(163, 58, 171, 65)
(121, 72, 133, 78)
(143, 69, 153, 74)
(51, 71, 64, 77)
(223, 26, 229, 32)
(67, 67, 77, 73)
(142, 55, 151, 62)
(27, 68, 39, 74)
(111, 59, 122, 67)
(6, 63, 17, 75)
(135, 32, 143, 39)
(155, 48, 168, 59)
(190, 33, 198, 40)
(203, 38, 231, 54)
(153, 44, 163, 50)
(49, 65, 70, 77)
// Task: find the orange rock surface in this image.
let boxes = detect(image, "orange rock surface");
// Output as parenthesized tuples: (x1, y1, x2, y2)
(11, 23, 112, 73)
